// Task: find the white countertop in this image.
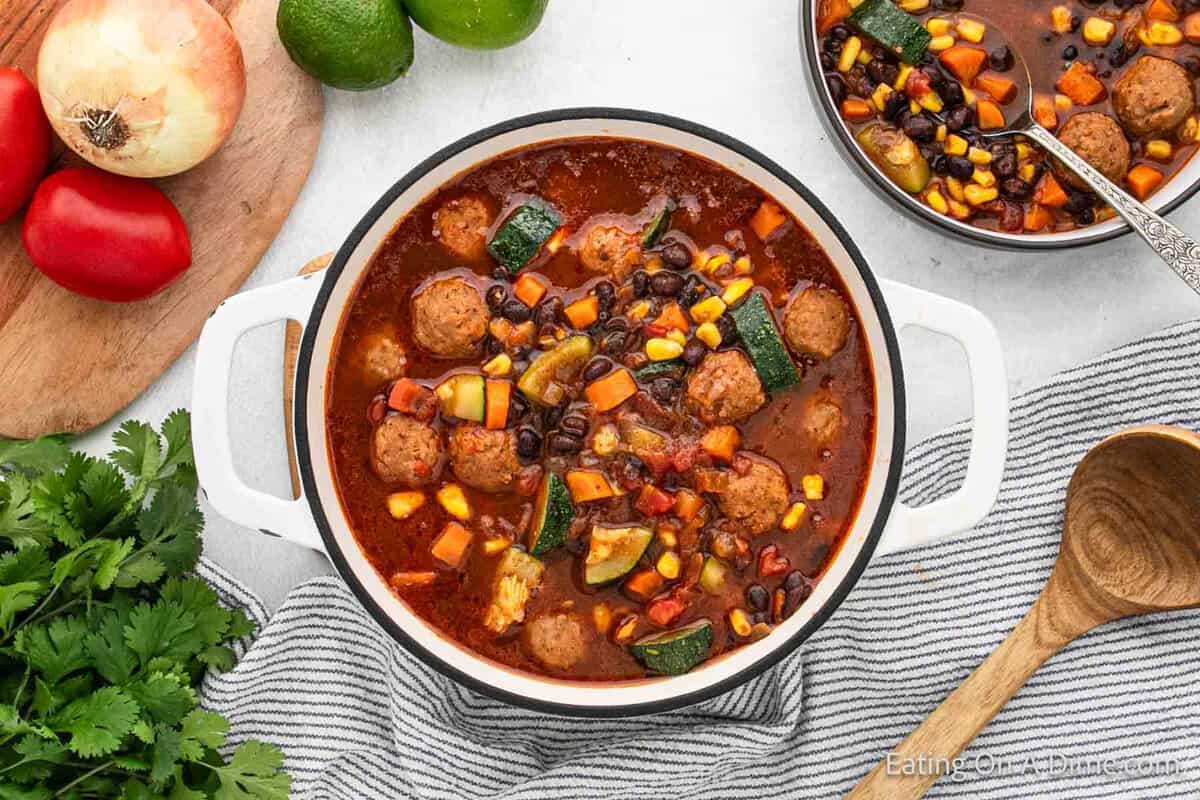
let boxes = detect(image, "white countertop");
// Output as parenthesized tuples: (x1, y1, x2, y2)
(73, 0, 1200, 612)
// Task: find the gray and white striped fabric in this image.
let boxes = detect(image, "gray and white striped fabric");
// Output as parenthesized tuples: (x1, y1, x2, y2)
(198, 320, 1200, 799)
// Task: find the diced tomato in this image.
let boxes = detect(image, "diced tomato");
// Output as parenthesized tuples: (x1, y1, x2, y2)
(635, 485, 675, 516)
(758, 544, 790, 578)
(646, 592, 689, 627)
(905, 70, 933, 98)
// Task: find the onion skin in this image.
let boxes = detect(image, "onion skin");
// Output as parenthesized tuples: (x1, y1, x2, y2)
(37, 0, 247, 179)
(22, 168, 192, 302)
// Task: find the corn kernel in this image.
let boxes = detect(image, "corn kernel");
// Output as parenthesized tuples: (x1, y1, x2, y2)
(945, 176, 965, 202)
(1018, 163, 1038, 183)
(696, 322, 722, 349)
(1146, 139, 1173, 161)
(917, 91, 944, 113)
(838, 36, 862, 72)
(781, 502, 808, 531)
(1054, 94, 1073, 112)
(894, 64, 914, 89)
(593, 603, 613, 634)
(967, 146, 992, 165)
(956, 18, 986, 42)
(964, 184, 999, 206)
(925, 17, 952, 35)
(721, 278, 754, 306)
(729, 608, 753, 638)
(926, 189, 949, 214)
(656, 526, 679, 549)
(857, 48, 874, 65)
(928, 34, 956, 52)
(646, 338, 684, 361)
(948, 199, 971, 219)
(1082, 17, 1116, 45)
(387, 491, 426, 520)
(802, 474, 825, 501)
(733, 255, 753, 275)
(591, 423, 620, 456)
(1051, 5, 1074, 34)
(436, 484, 471, 521)
(482, 537, 510, 555)
(962, 86, 977, 105)
(656, 551, 682, 580)
(613, 615, 638, 643)
(871, 82, 894, 111)
(944, 134, 969, 156)
(898, 0, 929, 11)
(628, 300, 651, 321)
(1143, 21, 1185, 44)
(909, 99, 922, 115)
(666, 328, 688, 347)
(703, 252, 732, 274)
(1016, 143, 1035, 160)
(972, 168, 996, 188)
(1183, 116, 1200, 141)
(936, 123, 947, 142)
(690, 296, 727, 324)
(482, 353, 512, 377)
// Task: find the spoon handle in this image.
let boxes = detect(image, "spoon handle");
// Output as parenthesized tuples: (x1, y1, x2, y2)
(1021, 124, 1200, 295)
(846, 582, 1093, 800)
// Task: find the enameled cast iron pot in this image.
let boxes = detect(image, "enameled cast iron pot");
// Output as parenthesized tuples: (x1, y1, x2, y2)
(798, 1, 1200, 250)
(191, 109, 1010, 717)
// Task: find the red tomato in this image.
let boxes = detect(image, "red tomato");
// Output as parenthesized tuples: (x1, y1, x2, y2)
(0, 67, 52, 224)
(22, 168, 191, 302)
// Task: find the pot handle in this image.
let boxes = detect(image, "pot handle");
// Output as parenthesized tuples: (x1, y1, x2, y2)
(191, 273, 326, 553)
(875, 280, 1008, 555)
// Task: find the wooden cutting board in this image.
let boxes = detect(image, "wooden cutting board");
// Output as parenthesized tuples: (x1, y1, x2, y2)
(0, 0, 323, 439)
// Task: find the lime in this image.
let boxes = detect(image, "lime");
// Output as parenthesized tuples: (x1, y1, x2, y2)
(277, 0, 414, 91)
(404, 0, 548, 50)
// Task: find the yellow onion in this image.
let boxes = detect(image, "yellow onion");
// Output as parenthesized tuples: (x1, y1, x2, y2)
(37, 0, 246, 179)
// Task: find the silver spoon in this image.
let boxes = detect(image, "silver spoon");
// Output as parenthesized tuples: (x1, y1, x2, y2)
(963, 13, 1200, 292)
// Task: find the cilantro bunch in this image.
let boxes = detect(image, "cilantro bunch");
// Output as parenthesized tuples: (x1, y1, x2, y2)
(0, 412, 290, 799)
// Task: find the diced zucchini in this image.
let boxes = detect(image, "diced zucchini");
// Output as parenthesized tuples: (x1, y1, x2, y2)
(585, 525, 652, 585)
(435, 374, 486, 422)
(856, 124, 932, 194)
(698, 556, 728, 595)
(848, 0, 933, 64)
(528, 473, 574, 556)
(633, 359, 684, 381)
(517, 336, 594, 405)
(729, 293, 800, 393)
(487, 202, 562, 274)
(641, 200, 674, 248)
(617, 420, 669, 459)
(483, 548, 544, 634)
(629, 619, 714, 675)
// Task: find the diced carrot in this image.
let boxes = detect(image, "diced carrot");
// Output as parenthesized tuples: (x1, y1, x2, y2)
(390, 571, 438, 588)
(565, 470, 615, 502)
(839, 98, 875, 122)
(623, 569, 664, 603)
(816, 0, 851, 34)
(1023, 203, 1053, 232)
(513, 273, 547, 307)
(975, 74, 1017, 104)
(585, 368, 637, 412)
(564, 295, 599, 329)
(749, 200, 788, 241)
(1148, 0, 1180, 21)
(431, 522, 473, 570)
(646, 592, 689, 626)
(1127, 164, 1165, 200)
(976, 99, 1006, 130)
(1057, 62, 1107, 107)
(1033, 94, 1059, 130)
(673, 489, 704, 522)
(939, 46, 988, 85)
(484, 379, 510, 430)
(387, 378, 430, 414)
(635, 484, 676, 516)
(1186, 12, 1200, 42)
(700, 426, 740, 463)
(653, 302, 690, 333)
(1034, 173, 1070, 208)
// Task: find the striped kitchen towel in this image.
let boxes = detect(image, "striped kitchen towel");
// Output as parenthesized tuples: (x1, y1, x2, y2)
(198, 320, 1200, 799)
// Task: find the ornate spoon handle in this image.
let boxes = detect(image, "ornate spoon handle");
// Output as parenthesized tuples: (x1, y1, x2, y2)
(1021, 123, 1200, 295)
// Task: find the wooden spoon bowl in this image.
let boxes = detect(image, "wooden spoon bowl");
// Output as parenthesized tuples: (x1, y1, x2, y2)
(849, 425, 1200, 799)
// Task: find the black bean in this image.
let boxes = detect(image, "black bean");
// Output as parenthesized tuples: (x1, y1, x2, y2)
(903, 115, 937, 143)
(715, 314, 737, 344)
(783, 570, 805, 592)
(931, 154, 949, 175)
(1183, 56, 1200, 77)
(989, 46, 1014, 72)
(682, 338, 707, 367)
(542, 405, 564, 430)
(548, 432, 583, 455)
(1000, 178, 1030, 199)
(866, 59, 899, 86)
(820, 52, 835, 71)
(485, 284, 507, 311)
(600, 331, 630, 355)
(1062, 45, 1078, 61)
(945, 104, 975, 132)
(1074, 207, 1096, 225)
(1063, 191, 1095, 214)
(921, 65, 946, 91)
(845, 65, 875, 98)
(746, 584, 769, 611)
(941, 80, 965, 108)
(830, 24, 850, 40)
(510, 345, 530, 362)
(933, 0, 963, 10)
(782, 585, 812, 619)
(507, 393, 530, 427)
(594, 280, 616, 311)
(678, 275, 704, 307)
(605, 316, 630, 333)
(534, 296, 563, 325)
(516, 427, 542, 461)
(501, 299, 531, 323)
(484, 335, 504, 356)
(661, 242, 691, 270)
(882, 92, 907, 122)
(559, 414, 589, 439)
(1108, 44, 1129, 68)
(650, 377, 677, 404)
(993, 152, 1017, 179)
(492, 267, 509, 281)
(630, 270, 649, 297)
(823, 35, 844, 55)
(583, 357, 612, 383)
(650, 271, 683, 297)
(947, 156, 974, 180)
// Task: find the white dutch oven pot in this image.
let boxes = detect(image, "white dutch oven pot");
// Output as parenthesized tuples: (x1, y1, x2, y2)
(192, 110, 1009, 717)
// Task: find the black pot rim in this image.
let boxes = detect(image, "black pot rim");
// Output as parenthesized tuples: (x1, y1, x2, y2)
(798, 0, 1200, 251)
(293, 107, 908, 718)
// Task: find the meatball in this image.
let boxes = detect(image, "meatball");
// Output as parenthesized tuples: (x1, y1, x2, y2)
(371, 415, 442, 486)
(685, 350, 766, 425)
(432, 195, 492, 260)
(1113, 56, 1196, 140)
(717, 458, 790, 536)
(355, 331, 406, 383)
(411, 277, 488, 358)
(784, 287, 850, 360)
(804, 395, 844, 447)
(522, 611, 586, 671)
(577, 223, 642, 281)
(1055, 113, 1131, 190)
(449, 425, 521, 493)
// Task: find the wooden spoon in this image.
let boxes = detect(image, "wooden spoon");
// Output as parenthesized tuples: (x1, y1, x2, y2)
(848, 425, 1200, 799)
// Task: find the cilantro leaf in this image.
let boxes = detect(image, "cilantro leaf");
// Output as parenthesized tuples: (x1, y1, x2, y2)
(16, 617, 91, 685)
(109, 422, 162, 485)
(125, 602, 199, 667)
(0, 582, 45, 634)
(0, 435, 70, 475)
(49, 686, 140, 757)
(0, 476, 52, 550)
(85, 610, 137, 686)
(136, 488, 202, 578)
(0, 546, 51, 584)
(150, 726, 184, 784)
(127, 673, 196, 727)
(0, 782, 54, 800)
(210, 741, 289, 800)
(115, 551, 166, 589)
(179, 710, 227, 761)
(157, 411, 196, 492)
